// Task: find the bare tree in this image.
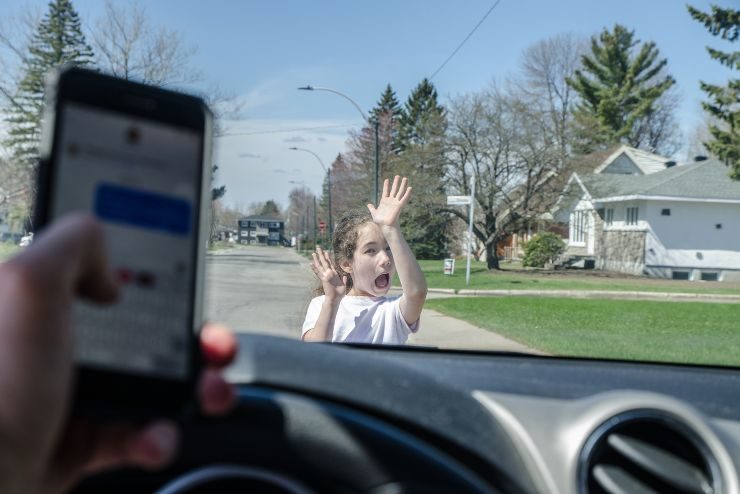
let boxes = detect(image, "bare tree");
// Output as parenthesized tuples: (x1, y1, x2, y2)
(518, 33, 587, 168)
(445, 86, 562, 269)
(89, 1, 201, 87)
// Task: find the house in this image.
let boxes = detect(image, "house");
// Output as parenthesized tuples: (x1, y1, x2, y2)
(237, 215, 285, 246)
(497, 146, 644, 260)
(556, 157, 740, 281)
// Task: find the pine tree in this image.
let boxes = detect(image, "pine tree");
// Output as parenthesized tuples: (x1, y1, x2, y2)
(3, 0, 94, 188)
(399, 78, 446, 148)
(396, 79, 450, 260)
(688, 4, 739, 178)
(567, 24, 676, 153)
(370, 84, 404, 153)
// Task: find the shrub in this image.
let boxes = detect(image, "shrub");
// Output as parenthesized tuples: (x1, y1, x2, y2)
(522, 232, 565, 268)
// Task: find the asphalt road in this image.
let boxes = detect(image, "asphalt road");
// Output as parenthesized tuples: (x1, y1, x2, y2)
(204, 245, 315, 338)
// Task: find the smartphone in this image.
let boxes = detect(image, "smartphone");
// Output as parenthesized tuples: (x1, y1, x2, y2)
(35, 66, 212, 416)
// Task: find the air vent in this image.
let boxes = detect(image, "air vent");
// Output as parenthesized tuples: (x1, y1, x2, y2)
(578, 410, 720, 494)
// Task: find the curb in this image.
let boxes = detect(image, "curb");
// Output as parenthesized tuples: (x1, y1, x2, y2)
(453, 289, 740, 303)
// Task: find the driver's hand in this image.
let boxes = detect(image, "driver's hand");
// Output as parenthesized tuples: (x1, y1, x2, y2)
(0, 214, 238, 494)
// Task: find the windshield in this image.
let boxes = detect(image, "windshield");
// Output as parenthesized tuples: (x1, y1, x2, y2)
(1, 0, 738, 368)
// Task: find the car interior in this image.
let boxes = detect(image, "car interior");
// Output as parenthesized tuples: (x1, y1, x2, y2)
(73, 333, 740, 493)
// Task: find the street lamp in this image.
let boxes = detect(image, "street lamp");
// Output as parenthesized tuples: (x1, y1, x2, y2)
(289, 146, 332, 240)
(298, 85, 380, 205)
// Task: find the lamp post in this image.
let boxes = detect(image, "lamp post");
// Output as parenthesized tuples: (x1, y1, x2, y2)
(289, 146, 332, 240)
(298, 85, 380, 205)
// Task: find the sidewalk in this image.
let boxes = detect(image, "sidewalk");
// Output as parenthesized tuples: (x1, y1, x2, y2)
(408, 307, 546, 354)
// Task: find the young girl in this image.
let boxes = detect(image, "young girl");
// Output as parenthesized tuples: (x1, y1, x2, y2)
(302, 176, 427, 344)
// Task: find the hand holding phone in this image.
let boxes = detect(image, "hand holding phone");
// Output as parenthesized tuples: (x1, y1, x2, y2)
(35, 66, 213, 416)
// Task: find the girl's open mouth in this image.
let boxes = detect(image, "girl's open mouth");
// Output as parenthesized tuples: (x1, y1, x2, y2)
(374, 273, 390, 289)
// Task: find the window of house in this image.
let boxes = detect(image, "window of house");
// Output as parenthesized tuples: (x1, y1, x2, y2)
(626, 206, 639, 226)
(700, 272, 719, 282)
(571, 210, 586, 244)
(672, 271, 690, 281)
(661, 208, 671, 216)
(605, 208, 614, 226)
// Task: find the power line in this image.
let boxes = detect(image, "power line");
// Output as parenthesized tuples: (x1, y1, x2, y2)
(428, 0, 503, 81)
(218, 122, 359, 137)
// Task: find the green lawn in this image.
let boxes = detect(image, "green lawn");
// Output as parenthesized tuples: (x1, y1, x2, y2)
(418, 259, 740, 295)
(0, 242, 20, 262)
(425, 297, 740, 367)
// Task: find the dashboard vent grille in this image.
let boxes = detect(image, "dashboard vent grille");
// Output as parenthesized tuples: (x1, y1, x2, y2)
(578, 410, 718, 494)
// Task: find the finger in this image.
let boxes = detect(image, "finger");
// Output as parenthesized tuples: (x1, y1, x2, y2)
(84, 421, 180, 474)
(198, 368, 236, 415)
(382, 178, 390, 199)
(15, 213, 118, 303)
(366, 203, 376, 216)
(322, 249, 334, 268)
(397, 176, 408, 198)
(399, 185, 412, 205)
(201, 323, 237, 369)
(389, 175, 400, 198)
(314, 248, 329, 270)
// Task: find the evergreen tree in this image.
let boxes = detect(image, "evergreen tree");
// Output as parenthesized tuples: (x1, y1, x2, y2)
(396, 78, 450, 259)
(688, 4, 739, 178)
(3, 0, 94, 221)
(370, 84, 404, 153)
(399, 78, 446, 148)
(567, 24, 676, 153)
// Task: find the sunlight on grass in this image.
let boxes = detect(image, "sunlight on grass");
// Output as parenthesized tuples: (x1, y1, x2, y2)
(419, 259, 740, 295)
(425, 297, 740, 367)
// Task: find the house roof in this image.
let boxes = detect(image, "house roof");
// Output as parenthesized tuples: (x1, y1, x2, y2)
(240, 215, 285, 222)
(577, 159, 740, 202)
(593, 145, 673, 175)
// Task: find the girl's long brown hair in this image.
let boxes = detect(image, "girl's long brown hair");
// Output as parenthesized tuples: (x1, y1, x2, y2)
(313, 208, 372, 296)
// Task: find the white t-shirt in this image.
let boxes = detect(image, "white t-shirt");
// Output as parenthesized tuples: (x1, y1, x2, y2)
(302, 295, 420, 344)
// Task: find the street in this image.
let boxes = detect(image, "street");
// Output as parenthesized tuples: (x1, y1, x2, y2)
(203, 244, 539, 354)
(204, 245, 315, 338)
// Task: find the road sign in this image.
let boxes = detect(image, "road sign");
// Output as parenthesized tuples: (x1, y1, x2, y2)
(319, 220, 326, 233)
(447, 195, 471, 206)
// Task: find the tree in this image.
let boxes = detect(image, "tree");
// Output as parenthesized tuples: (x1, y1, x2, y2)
(208, 165, 226, 243)
(567, 24, 678, 154)
(687, 4, 739, 178)
(445, 86, 563, 270)
(89, 0, 201, 88)
(518, 33, 587, 169)
(260, 200, 281, 217)
(370, 83, 404, 153)
(392, 79, 450, 259)
(3, 0, 94, 212)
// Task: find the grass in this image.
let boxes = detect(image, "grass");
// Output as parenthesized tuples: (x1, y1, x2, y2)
(418, 259, 740, 295)
(425, 296, 740, 367)
(0, 242, 20, 262)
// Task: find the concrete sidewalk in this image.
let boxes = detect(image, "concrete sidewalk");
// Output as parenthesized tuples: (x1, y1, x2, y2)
(408, 307, 546, 354)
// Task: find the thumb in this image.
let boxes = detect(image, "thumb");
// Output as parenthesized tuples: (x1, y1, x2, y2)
(366, 204, 376, 215)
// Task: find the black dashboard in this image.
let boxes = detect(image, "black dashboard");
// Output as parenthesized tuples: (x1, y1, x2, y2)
(75, 334, 740, 493)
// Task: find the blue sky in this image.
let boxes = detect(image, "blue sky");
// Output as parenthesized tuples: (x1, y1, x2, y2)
(2, 0, 736, 209)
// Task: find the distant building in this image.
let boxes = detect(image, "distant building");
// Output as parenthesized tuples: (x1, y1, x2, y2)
(237, 215, 285, 246)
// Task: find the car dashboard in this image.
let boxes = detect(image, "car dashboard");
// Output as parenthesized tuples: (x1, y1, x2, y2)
(75, 333, 740, 494)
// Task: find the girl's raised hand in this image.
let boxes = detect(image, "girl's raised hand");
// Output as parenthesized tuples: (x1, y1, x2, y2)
(311, 246, 346, 300)
(367, 175, 412, 227)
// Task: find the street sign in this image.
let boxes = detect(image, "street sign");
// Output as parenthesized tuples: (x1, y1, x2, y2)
(447, 195, 471, 206)
(319, 220, 326, 233)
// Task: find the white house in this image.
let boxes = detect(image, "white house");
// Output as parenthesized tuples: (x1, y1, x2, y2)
(557, 157, 740, 282)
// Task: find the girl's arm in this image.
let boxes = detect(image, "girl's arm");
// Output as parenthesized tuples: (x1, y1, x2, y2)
(368, 176, 428, 325)
(302, 247, 346, 342)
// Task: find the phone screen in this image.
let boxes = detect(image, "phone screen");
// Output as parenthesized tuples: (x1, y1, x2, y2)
(49, 102, 202, 380)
